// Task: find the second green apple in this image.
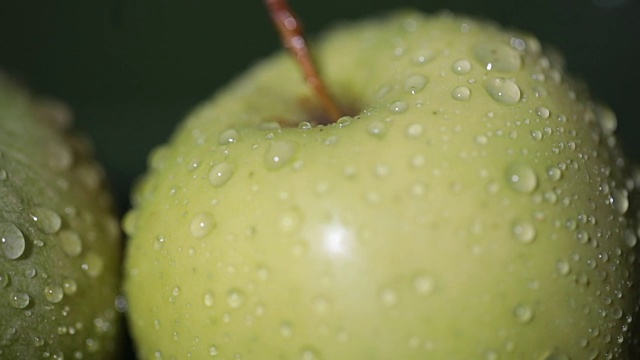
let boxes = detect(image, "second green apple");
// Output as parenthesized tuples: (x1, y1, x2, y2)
(124, 10, 639, 359)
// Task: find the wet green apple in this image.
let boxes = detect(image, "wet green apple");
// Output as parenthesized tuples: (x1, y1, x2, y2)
(124, 10, 639, 359)
(0, 73, 123, 358)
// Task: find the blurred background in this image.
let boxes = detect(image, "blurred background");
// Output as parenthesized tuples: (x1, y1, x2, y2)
(0, 0, 639, 356)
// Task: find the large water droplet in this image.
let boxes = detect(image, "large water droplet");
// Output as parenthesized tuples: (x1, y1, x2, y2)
(209, 162, 234, 187)
(512, 220, 536, 243)
(388, 100, 408, 114)
(485, 78, 521, 105)
(59, 229, 83, 257)
(44, 284, 64, 303)
(451, 86, 471, 101)
(0, 272, 10, 287)
(190, 212, 215, 238)
(9, 291, 30, 309)
(505, 163, 538, 193)
(473, 42, 522, 72)
(404, 75, 428, 94)
(264, 141, 296, 171)
(30, 207, 62, 234)
(556, 260, 571, 276)
(227, 289, 245, 309)
(595, 104, 617, 136)
(81, 251, 104, 278)
(452, 59, 472, 74)
(203, 291, 215, 307)
(514, 304, 534, 323)
(1, 222, 26, 260)
(218, 128, 239, 144)
(63, 278, 78, 295)
(535, 106, 550, 119)
(611, 188, 629, 214)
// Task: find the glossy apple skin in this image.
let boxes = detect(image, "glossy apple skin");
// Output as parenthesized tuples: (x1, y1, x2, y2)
(0, 73, 122, 358)
(124, 10, 639, 359)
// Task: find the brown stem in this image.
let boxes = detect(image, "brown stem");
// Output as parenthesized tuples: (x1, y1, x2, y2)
(265, 0, 343, 123)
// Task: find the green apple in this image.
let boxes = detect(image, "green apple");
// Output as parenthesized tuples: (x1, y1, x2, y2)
(0, 72, 123, 358)
(124, 9, 639, 359)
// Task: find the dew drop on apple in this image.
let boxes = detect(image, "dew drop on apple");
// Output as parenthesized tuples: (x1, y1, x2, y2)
(404, 74, 428, 94)
(505, 162, 538, 193)
(0, 168, 7, 181)
(379, 288, 399, 306)
(530, 130, 543, 141)
(0, 272, 9, 288)
(209, 162, 235, 187)
(514, 304, 534, 323)
(452, 59, 472, 74)
(208, 345, 219, 356)
(413, 274, 435, 296)
(190, 212, 215, 238)
(44, 284, 64, 303)
(624, 229, 637, 248)
(218, 128, 239, 144)
(47, 141, 74, 171)
(29, 206, 62, 234)
(547, 167, 562, 181)
(227, 289, 244, 309)
(264, 140, 296, 171)
(405, 123, 424, 138)
(0, 222, 26, 260)
(81, 251, 104, 278)
(388, 100, 408, 113)
(152, 235, 166, 251)
(610, 188, 629, 214)
(412, 49, 436, 65)
(473, 42, 522, 72)
(367, 120, 387, 138)
(63, 278, 77, 295)
(595, 104, 617, 136)
(59, 229, 83, 257)
(277, 209, 302, 233)
(451, 86, 471, 101)
(540, 350, 570, 360)
(535, 106, 551, 119)
(485, 77, 521, 105)
(9, 291, 30, 309)
(300, 346, 322, 360)
(512, 220, 536, 243)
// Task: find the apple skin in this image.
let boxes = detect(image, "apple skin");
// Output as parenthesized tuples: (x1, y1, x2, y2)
(0, 73, 122, 358)
(124, 10, 639, 359)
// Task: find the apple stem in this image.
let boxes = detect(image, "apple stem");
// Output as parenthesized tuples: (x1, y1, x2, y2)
(265, 0, 343, 123)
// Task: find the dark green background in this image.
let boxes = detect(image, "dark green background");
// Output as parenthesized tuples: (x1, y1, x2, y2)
(1, 0, 639, 212)
(1, 1, 639, 357)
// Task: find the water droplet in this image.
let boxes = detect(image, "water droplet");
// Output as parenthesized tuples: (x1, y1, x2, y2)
(388, 100, 408, 114)
(336, 116, 352, 128)
(152, 235, 166, 251)
(227, 289, 244, 309)
(451, 86, 471, 101)
(218, 128, 239, 144)
(405, 123, 424, 138)
(505, 162, 538, 193)
(47, 141, 74, 171)
(209, 345, 219, 356)
(0, 222, 26, 260)
(367, 120, 387, 138)
(485, 77, 521, 104)
(63, 279, 77, 295)
(278, 208, 302, 233)
(512, 220, 536, 243)
(624, 229, 637, 248)
(0, 169, 7, 181)
(298, 122, 312, 130)
(203, 291, 215, 307)
(0, 272, 9, 287)
(25, 267, 36, 278)
(404, 74, 428, 94)
(81, 251, 104, 278)
(595, 104, 617, 136)
(209, 162, 234, 187)
(412, 49, 436, 64)
(59, 229, 83, 257)
(514, 304, 534, 323)
(475, 135, 489, 145)
(264, 140, 296, 171)
(535, 106, 550, 119)
(530, 130, 543, 141)
(611, 188, 629, 214)
(9, 291, 30, 309)
(379, 288, 398, 306)
(541, 350, 570, 360)
(190, 212, 215, 238)
(556, 260, 571, 276)
(413, 274, 435, 296)
(300, 346, 322, 360)
(547, 167, 562, 181)
(473, 42, 522, 72)
(452, 59, 472, 74)
(280, 321, 293, 337)
(30, 207, 62, 234)
(44, 284, 64, 303)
